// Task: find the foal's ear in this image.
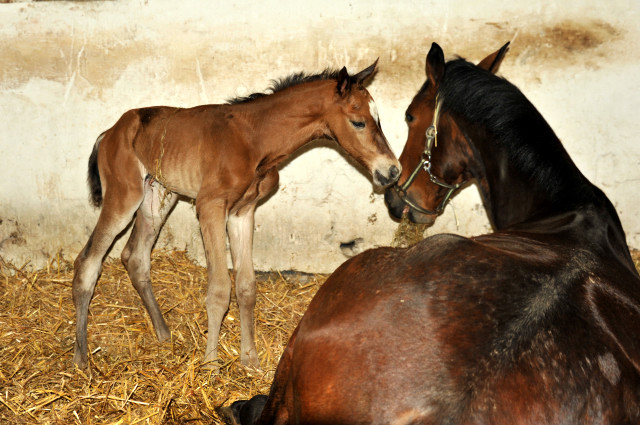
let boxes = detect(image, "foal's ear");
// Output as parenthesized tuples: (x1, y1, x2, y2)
(426, 42, 445, 89)
(477, 42, 510, 74)
(337, 66, 351, 96)
(353, 59, 379, 85)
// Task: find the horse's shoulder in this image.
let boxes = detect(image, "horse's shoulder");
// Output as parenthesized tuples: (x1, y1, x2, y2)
(403, 232, 536, 269)
(407, 233, 474, 258)
(422, 232, 471, 247)
(337, 233, 473, 276)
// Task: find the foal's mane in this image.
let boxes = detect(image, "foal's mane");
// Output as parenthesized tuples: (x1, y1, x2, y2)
(227, 69, 342, 104)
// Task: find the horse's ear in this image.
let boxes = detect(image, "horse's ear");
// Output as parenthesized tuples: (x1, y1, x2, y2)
(426, 42, 445, 89)
(337, 66, 351, 96)
(353, 58, 379, 85)
(477, 42, 510, 74)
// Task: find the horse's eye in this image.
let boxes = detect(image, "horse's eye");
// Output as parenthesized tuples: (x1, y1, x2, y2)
(405, 112, 415, 123)
(351, 120, 366, 129)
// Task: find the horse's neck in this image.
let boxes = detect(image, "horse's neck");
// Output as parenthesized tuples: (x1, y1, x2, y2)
(473, 132, 634, 268)
(481, 150, 560, 230)
(472, 130, 599, 229)
(242, 82, 333, 159)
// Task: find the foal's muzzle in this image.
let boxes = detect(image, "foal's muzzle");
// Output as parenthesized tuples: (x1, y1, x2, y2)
(375, 165, 400, 187)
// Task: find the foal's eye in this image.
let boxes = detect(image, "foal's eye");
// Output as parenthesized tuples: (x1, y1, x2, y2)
(350, 120, 366, 129)
(405, 112, 415, 123)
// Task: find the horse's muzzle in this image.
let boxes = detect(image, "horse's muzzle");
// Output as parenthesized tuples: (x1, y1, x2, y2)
(384, 186, 437, 225)
(384, 187, 405, 220)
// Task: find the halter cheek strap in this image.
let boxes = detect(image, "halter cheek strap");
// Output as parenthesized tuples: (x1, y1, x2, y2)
(425, 92, 443, 153)
(393, 93, 463, 215)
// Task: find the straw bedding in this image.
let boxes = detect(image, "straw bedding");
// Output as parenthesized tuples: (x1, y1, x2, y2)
(1, 227, 639, 424)
(0, 250, 321, 424)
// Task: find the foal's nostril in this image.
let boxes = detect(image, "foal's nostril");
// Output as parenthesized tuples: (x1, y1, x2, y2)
(375, 166, 399, 187)
(389, 165, 400, 182)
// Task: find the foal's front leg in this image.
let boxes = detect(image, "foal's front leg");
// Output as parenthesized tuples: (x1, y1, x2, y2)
(196, 197, 233, 369)
(227, 205, 259, 368)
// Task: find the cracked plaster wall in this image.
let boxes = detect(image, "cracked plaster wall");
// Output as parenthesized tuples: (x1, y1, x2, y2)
(1, 0, 639, 272)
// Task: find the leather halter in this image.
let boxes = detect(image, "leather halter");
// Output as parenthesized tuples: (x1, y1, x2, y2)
(393, 93, 463, 215)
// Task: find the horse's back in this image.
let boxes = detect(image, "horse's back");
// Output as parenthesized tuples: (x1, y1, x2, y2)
(273, 232, 640, 424)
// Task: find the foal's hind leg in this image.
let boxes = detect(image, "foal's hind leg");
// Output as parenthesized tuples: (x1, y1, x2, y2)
(72, 190, 143, 368)
(121, 178, 178, 342)
(227, 205, 259, 368)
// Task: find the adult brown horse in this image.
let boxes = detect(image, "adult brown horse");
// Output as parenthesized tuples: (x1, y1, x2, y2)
(71, 62, 401, 369)
(222, 43, 640, 424)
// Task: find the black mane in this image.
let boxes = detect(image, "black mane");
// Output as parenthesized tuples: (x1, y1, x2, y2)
(437, 58, 545, 150)
(227, 69, 341, 104)
(435, 58, 593, 205)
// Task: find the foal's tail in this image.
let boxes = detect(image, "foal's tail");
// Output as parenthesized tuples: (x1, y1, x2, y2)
(88, 131, 105, 208)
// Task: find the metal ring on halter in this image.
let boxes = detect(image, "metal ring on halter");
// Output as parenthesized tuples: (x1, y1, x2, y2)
(393, 93, 464, 215)
(425, 125, 437, 154)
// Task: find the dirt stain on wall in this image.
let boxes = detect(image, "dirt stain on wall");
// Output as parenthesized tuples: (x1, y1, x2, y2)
(0, 11, 633, 269)
(507, 19, 621, 67)
(0, 18, 624, 95)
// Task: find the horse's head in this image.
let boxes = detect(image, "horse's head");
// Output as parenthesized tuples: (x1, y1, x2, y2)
(384, 42, 509, 224)
(326, 61, 401, 188)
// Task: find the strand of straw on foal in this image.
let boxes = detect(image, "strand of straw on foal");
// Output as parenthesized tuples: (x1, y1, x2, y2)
(153, 107, 181, 212)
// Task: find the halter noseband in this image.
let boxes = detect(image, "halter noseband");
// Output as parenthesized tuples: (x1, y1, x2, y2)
(393, 93, 463, 215)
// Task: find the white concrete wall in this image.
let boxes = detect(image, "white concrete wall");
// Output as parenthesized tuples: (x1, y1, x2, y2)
(1, 0, 639, 272)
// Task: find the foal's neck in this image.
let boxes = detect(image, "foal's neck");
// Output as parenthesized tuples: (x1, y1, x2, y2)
(241, 81, 335, 161)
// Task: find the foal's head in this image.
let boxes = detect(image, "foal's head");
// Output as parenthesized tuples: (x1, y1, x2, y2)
(326, 61, 401, 188)
(384, 42, 510, 224)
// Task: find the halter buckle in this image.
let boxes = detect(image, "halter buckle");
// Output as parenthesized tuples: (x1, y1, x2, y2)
(425, 125, 437, 153)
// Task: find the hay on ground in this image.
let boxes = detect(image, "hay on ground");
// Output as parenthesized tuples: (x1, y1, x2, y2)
(1, 246, 639, 424)
(0, 250, 324, 424)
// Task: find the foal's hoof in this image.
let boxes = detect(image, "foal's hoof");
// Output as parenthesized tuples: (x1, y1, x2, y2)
(72, 352, 89, 369)
(156, 329, 171, 343)
(241, 351, 259, 369)
(201, 360, 222, 374)
(201, 348, 222, 373)
(73, 359, 89, 370)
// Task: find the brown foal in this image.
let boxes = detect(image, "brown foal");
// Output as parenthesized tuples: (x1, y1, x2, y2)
(72, 61, 400, 369)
